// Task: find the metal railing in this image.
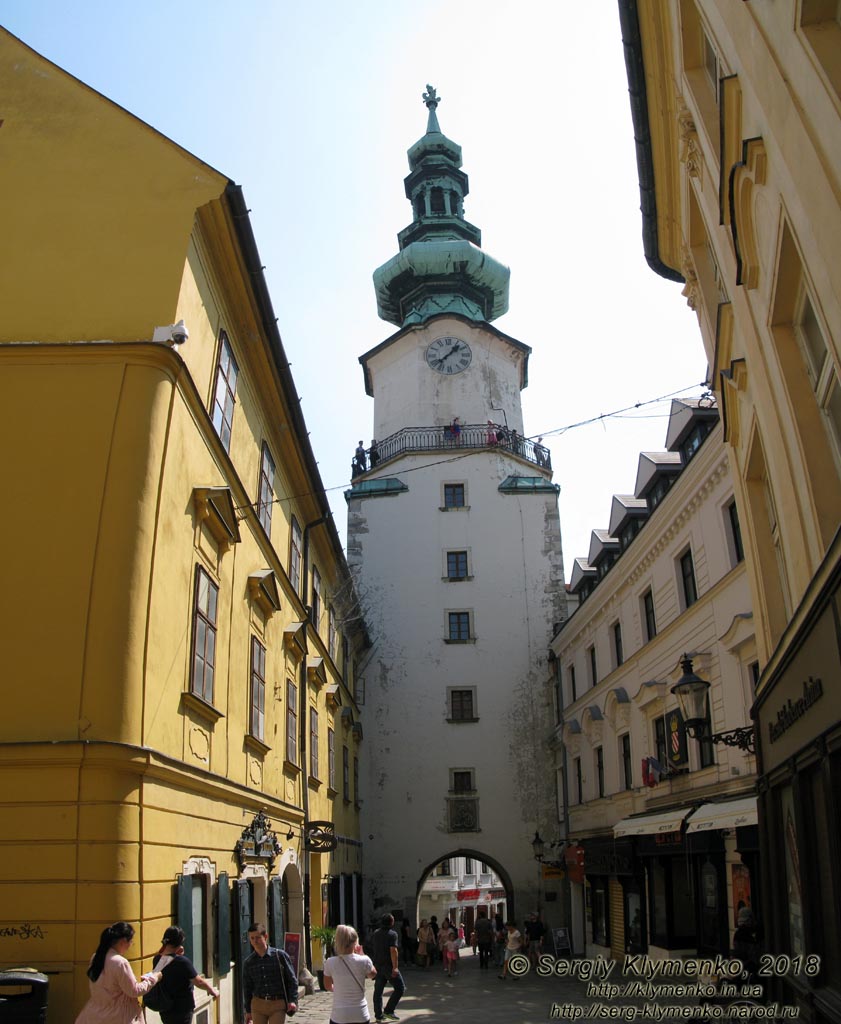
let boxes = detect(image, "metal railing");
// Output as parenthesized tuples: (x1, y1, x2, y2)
(361, 423, 551, 473)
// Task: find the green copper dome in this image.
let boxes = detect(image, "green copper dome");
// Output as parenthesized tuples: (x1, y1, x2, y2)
(373, 86, 510, 327)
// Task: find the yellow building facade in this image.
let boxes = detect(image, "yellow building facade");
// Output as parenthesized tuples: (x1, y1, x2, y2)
(619, 2, 841, 1019)
(0, 29, 367, 1023)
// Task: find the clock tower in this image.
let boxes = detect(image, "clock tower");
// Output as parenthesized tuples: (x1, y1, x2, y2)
(347, 88, 569, 926)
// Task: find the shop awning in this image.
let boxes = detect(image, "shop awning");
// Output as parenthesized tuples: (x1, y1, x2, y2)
(614, 807, 690, 837)
(685, 796, 757, 833)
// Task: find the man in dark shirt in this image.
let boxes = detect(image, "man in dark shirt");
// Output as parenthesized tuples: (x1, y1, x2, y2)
(524, 912, 546, 966)
(243, 922, 298, 1024)
(474, 910, 494, 970)
(371, 914, 405, 1022)
(151, 925, 218, 1023)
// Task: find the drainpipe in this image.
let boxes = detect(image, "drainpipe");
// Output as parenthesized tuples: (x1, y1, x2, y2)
(300, 515, 328, 971)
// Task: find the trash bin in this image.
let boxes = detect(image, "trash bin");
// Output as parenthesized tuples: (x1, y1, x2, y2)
(0, 970, 49, 1023)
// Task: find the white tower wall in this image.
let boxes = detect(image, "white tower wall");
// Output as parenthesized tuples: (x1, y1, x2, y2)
(349, 315, 568, 925)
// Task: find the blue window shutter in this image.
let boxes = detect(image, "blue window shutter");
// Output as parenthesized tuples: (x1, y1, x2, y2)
(177, 875, 194, 963)
(269, 876, 284, 948)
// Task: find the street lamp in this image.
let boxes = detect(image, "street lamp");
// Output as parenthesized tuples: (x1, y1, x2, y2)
(532, 832, 564, 868)
(670, 654, 755, 754)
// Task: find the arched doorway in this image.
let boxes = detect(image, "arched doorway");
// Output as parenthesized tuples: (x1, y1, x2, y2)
(415, 849, 514, 933)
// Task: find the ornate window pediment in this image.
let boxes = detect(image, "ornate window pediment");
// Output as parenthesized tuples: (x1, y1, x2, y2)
(193, 486, 241, 550)
(632, 679, 667, 711)
(729, 137, 767, 290)
(581, 705, 604, 744)
(283, 621, 307, 662)
(604, 687, 631, 729)
(248, 569, 281, 618)
(325, 683, 342, 709)
(307, 656, 327, 688)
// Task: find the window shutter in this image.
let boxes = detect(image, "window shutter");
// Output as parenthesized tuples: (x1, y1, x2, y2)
(178, 875, 194, 963)
(269, 876, 284, 947)
(234, 879, 253, 1021)
(216, 872, 231, 976)
(329, 876, 341, 926)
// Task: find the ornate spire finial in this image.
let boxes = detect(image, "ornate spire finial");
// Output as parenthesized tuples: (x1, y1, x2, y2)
(422, 84, 441, 134)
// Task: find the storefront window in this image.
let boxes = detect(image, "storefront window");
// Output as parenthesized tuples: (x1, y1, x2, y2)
(699, 860, 720, 951)
(780, 785, 805, 955)
(650, 860, 668, 945)
(592, 879, 609, 946)
(626, 889, 643, 954)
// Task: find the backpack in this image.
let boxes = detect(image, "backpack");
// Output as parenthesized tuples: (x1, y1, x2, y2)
(143, 979, 175, 1013)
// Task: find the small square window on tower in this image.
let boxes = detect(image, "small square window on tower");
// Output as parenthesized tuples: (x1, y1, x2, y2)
(442, 482, 467, 509)
(446, 610, 473, 642)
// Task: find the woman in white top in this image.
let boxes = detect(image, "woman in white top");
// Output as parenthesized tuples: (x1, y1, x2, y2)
(323, 924, 377, 1024)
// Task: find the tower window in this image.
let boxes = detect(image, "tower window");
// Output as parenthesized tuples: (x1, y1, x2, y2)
(447, 551, 469, 579)
(430, 187, 445, 214)
(448, 612, 472, 641)
(443, 483, 466, 508)
(448, 688, 477, 721)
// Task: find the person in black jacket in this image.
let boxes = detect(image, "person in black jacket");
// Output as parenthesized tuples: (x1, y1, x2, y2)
(152, 926, 218, 1024)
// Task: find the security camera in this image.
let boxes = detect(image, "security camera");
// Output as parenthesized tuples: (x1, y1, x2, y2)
(171, 319, 189, 344)
(152, 320, 190, 346)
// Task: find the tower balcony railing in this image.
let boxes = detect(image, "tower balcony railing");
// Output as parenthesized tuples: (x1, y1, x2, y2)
(362, 423, 551, 473)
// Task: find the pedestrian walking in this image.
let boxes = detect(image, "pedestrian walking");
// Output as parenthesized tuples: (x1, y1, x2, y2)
(147, 925, 219, 1022)
(498, 921, 522, 980)
(75, 921, 163, 1024)
(324, 924, 376, 1024)
(243, 922, 298, 1024)
(416, 920, 434, 970)
(371, 914, 405, 1022)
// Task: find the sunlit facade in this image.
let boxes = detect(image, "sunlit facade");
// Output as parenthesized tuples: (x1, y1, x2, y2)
(619, 2, 841, 1017)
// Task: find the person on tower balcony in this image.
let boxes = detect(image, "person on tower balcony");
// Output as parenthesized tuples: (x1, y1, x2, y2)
(355, 440, 367, 473)
(486, 421, 498, 446)
(369, 439, 380, 467)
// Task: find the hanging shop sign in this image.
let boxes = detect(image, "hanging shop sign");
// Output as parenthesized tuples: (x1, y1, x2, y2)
(305, 820, 338, 852)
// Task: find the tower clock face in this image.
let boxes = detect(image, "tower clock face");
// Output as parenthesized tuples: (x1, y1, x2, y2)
(426, 336, 472, 374)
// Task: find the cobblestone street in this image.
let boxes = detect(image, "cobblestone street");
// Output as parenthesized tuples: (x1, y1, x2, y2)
(292, 950, 598, 1024)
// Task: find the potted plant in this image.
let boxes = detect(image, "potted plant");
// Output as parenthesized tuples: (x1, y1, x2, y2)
(311, 925, 336, 989)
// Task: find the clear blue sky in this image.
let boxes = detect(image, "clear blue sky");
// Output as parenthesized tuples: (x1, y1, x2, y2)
(2, 1, 709, 574)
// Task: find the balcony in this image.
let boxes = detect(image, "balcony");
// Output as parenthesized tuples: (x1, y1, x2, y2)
(361, 423, 551, 473)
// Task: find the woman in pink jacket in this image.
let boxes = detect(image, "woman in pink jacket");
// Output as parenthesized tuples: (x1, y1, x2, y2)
(75, 921, 163, 1024)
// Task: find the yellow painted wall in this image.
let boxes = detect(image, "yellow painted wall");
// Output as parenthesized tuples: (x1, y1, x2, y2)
(0, 28, 226, 344)
(0, 32, 365, 1022)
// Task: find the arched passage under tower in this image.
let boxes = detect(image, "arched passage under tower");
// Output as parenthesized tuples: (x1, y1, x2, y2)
(415, 849, 513, 936)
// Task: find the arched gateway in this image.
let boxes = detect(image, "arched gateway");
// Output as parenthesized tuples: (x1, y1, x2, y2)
(417, 851, 513, 932)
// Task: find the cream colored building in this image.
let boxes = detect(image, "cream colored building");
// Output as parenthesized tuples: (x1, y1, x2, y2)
(552, 400, 757, 959)
(618, 3, 841, 1016)
(0, 30, 366, 1022)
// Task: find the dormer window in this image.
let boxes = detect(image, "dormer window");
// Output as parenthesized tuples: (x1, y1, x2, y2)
(619, 519, 640, 551)
(680, 421, 713, 464)
(647, 475, 673, 511)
